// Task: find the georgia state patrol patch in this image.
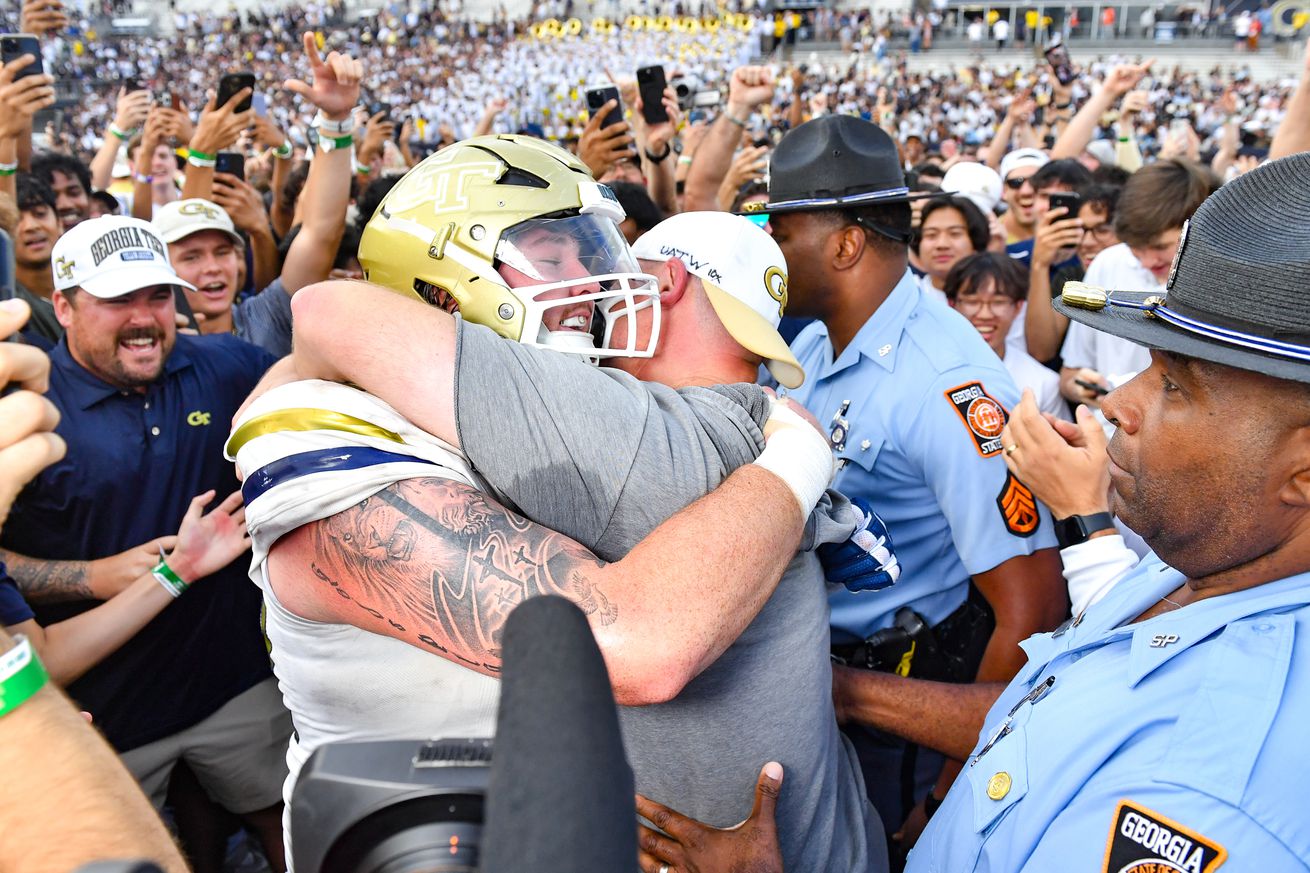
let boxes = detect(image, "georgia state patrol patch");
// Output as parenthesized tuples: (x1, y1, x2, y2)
(945, 381, 1008, 457)
(1103, 801, 1227, 873)
(996, 473, 1040, 537)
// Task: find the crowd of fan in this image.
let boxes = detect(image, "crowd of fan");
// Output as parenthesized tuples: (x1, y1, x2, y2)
(2, 0, 1310, 869)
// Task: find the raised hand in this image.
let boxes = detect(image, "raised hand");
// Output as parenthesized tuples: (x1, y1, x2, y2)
(283, 31, 362, 121)
(21, 0, 69, 34)
(1102, 59, 1154, 98)
(112, 86, 152, 136)
(578, 99, 633, 178)
(727, 65, 778, 112)
(211, 173, 271, 235)
(190, 88, 254, 156)
(165, 490, 250, 583)
(1001, 389, 1110, 518)
(0, 301, 65, 530)
(0, 55, 56, 141)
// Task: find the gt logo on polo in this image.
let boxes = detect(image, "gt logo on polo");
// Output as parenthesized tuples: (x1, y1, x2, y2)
(763, 266, 788, 318)
(1104, 801, 1226, 873)
(54, 257, 75, 280)
(186, 410, 212, 426)
(179, 201, 222, 221)
(945, 381, 1008, 457)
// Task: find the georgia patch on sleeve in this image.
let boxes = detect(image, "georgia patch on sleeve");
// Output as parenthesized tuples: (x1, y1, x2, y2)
(1103, 801, 1227, 873)
(945, 381, 1008, 457)
(996, 473, 1040, 537)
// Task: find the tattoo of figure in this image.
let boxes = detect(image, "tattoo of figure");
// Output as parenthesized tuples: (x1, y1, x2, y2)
(302, 477, 617, 674)
(0, 549, 94, 603)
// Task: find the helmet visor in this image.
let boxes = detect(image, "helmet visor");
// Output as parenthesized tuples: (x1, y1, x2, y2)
(495, 213, 660, 359)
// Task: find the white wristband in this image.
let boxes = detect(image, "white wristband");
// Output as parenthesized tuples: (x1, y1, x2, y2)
(314, 111, 355, 136)
(751, 403, 835, 518)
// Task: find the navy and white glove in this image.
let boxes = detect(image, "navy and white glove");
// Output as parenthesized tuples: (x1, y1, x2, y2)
(817, 497, 901, 593)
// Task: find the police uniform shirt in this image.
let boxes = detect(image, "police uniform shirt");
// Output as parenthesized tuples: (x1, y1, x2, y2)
(908, 555, 1310, 871)
(783, 270, 1057, 641)
(0, 334, 276, 751)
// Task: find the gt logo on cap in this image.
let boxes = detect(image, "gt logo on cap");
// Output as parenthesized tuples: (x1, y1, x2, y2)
(55, 257, 75, 281)
(764, 266, 787, 318)
(179, 201, 223, 221)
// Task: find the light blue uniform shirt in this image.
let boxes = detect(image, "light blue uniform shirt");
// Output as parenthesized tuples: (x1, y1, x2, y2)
(909, 554, 1310, 872)
(783, 271, 1057, 641)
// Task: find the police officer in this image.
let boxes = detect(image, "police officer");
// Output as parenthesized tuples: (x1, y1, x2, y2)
(904, 148, 1310, 873)
(756, 115, 1067, 853)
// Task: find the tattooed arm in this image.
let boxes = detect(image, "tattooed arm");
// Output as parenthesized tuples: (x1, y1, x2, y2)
(1, 536, 181, 603)
(268, 466, 802, 706)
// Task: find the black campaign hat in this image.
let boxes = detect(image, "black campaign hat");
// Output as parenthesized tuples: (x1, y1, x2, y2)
(746, 115, 928, 216)
(1054, 152, 1310, 384)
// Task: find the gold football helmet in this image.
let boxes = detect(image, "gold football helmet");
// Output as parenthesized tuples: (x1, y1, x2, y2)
(358, 135, 660, 358)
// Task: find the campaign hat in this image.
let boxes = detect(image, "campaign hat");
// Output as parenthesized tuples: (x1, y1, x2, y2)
(743, 115, 929, 217)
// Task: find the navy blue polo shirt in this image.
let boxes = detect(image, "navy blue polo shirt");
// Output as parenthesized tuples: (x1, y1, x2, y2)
(0, 563, 35, 627)
(0, 333, 276, 752)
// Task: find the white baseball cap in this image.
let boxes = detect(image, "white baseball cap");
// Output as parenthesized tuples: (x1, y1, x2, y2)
(632, 211, 804, 389)
(51, 215, 194, 299)
(999, 147, 1050, 181)
(940, 162, 1003, 214)
(153, 199, 242, 246)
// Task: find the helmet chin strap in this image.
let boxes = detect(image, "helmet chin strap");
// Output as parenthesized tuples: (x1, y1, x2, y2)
(539, 327, 601, 364)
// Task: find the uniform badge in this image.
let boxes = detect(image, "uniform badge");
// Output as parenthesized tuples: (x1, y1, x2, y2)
(1103, 801, 1226, 873)
(996, 473, 1040, 537)
(945, 381, 1008, 457)
(829, 399, 851, 452)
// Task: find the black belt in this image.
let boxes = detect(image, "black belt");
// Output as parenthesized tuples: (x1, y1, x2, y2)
(831, 585, 996, 683)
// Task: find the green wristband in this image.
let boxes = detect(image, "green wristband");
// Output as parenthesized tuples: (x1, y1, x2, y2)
(0, 637, 49, 719)
(319, 132, 356, 152)
(187, 148, 216, 162)
(152, 559, 189, 598)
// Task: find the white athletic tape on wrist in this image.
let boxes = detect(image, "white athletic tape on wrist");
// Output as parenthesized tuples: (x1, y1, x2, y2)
(752, 403, 835, 517)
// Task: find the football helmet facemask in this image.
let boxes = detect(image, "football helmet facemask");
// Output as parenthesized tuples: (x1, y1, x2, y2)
(358, 135, 660, 359)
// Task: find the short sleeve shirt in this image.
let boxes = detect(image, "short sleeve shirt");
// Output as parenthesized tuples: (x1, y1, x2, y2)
(909, 557, 1310, 871)
(0, 334, 277, 751)
(453, 319, 771, 559)
(785, 271, 1058, 641)
(452, 320, 881, 873)
(232, 278, 294, 358)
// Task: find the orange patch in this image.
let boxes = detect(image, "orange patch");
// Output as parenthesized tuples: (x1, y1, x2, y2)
(945, 381, 1009, 457)
(1103, 800, 1226, 873)
(996, 473, 1040, 537)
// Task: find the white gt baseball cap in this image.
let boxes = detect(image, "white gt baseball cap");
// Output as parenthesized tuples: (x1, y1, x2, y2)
(153, 199, 243, 246)
(632, 211, 805, 388)
(51, 215, 194, 299)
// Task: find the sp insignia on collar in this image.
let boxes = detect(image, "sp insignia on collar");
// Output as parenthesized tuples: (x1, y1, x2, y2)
(996, 472, 1040, 537)
(1103, 801, 1226, 873)
(945, 381, 1008, 457)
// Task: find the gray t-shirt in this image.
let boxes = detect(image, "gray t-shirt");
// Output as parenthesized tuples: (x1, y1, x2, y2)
(232, 278, 294, 358)
(454, 320, 885, 873)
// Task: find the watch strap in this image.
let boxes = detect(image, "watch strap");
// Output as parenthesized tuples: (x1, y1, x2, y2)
(1055, 511, 1115, 549)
